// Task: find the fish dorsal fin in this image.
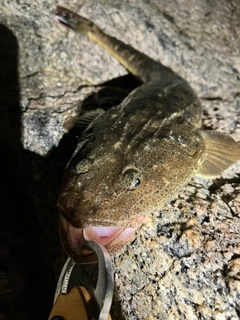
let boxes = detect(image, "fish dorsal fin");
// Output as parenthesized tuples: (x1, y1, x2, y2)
(198, 130, 240, 178)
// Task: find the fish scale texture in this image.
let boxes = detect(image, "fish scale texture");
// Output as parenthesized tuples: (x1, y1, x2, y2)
(0, 0, 240, 319)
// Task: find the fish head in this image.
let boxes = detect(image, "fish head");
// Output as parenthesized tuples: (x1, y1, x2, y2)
(57, 119, 205, 262)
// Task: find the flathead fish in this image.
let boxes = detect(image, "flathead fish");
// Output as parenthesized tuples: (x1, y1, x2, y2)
(55, 6, 240, 262)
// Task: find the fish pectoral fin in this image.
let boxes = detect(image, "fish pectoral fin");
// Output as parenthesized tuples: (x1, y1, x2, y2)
(198, 130, 240, 178)
(75, 108, 105, 128)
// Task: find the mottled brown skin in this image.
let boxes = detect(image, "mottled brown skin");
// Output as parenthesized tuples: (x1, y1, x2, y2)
(57, 80, 205, 228)
(55, 7, 240, 261)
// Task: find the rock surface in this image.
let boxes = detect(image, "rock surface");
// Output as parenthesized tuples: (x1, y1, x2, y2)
(1, 0, 240, 319)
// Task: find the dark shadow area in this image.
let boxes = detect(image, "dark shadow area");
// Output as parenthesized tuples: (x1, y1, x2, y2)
(0, 24, 139, 320)
(0, 23, 65, 320)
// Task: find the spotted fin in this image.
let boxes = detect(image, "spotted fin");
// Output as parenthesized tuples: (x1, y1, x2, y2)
(198, 130, 240, 178)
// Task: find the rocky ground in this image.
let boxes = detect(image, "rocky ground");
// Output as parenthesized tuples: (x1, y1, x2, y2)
(1, 0, 240, 319)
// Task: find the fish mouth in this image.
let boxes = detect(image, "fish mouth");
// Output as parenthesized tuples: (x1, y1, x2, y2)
(59, 214, 146, 263)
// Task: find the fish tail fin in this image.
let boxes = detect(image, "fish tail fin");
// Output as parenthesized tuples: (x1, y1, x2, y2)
(55, 6, 97, 36)
(55, 6, 177, 83)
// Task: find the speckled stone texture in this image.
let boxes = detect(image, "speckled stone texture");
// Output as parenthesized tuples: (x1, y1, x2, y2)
(1, 0, 240, 319)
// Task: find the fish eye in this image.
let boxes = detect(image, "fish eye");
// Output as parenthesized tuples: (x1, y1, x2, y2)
(134, 178, 141, 188)
(121, 169, 142, 190)
(75, 158, 91, 174)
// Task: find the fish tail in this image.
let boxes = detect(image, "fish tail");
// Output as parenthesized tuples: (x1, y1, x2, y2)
(55, 6, 177, 83)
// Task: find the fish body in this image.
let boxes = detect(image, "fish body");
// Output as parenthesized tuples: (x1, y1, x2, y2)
(55, 7, 240, 262)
